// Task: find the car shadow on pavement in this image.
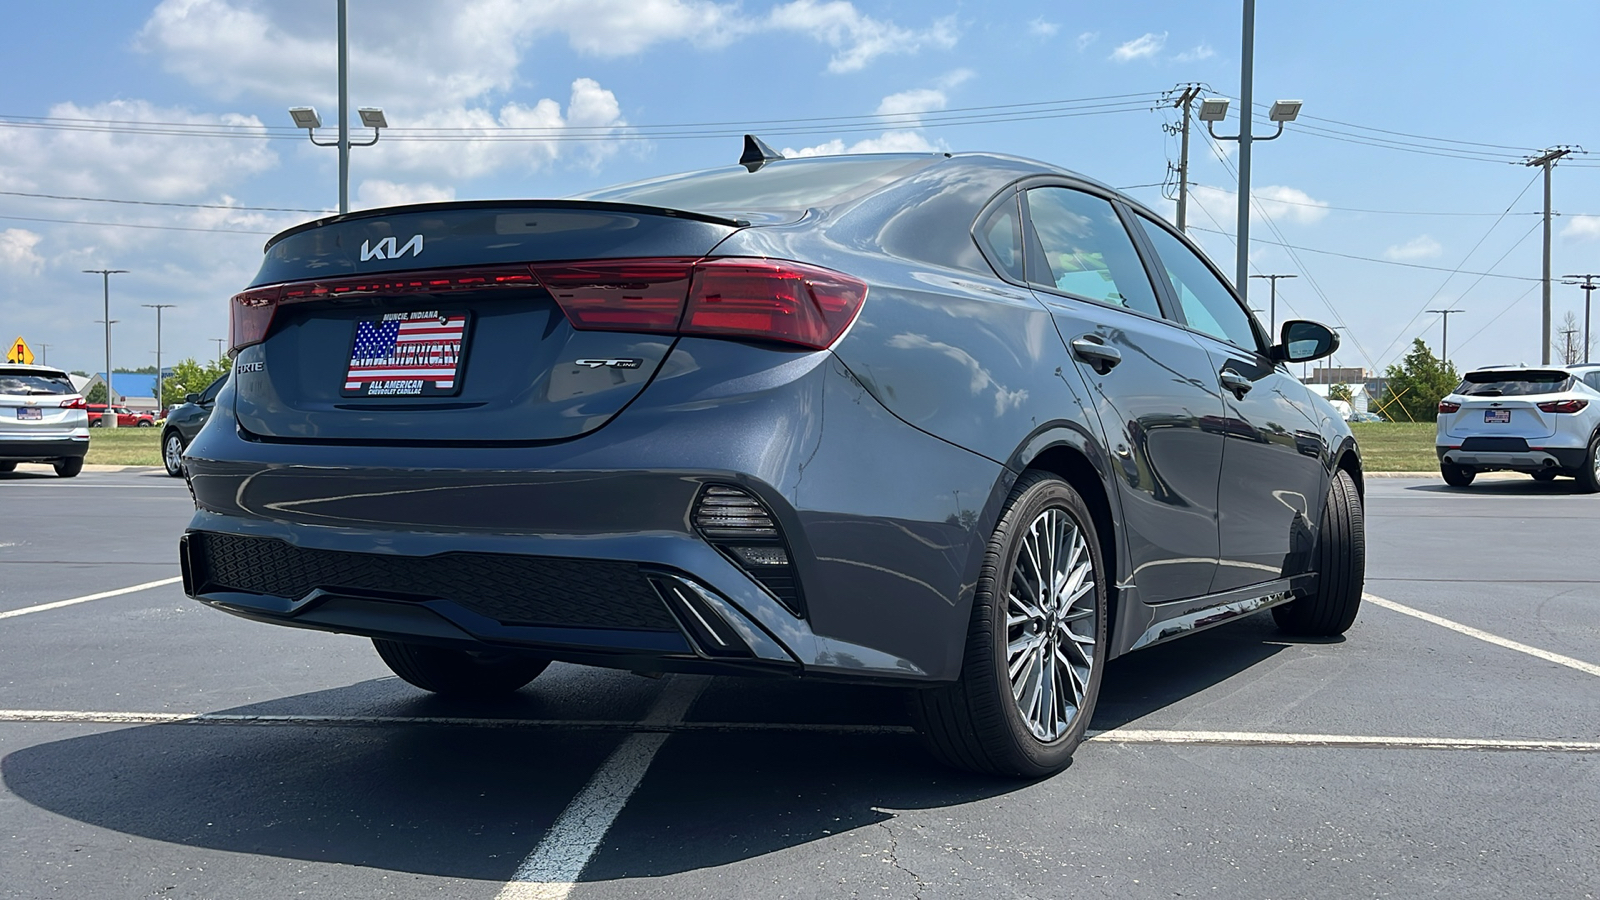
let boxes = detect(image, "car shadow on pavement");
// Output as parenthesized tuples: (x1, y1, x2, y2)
(1, 614, 1298, 881)
(1405, 478, 1590, 495)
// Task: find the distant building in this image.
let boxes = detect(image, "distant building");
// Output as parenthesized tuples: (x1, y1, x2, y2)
(1307, 366, 1368, 385)
(84, 372, 162, 411)
(1305, 382, 1370, 416)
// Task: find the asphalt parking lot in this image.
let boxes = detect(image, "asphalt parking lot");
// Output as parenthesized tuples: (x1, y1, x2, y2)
(1, 468, 1596, 900)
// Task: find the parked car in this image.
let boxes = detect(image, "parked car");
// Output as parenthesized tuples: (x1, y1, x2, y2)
(159, 373, 228, 477)
(179, 148, 1363, 777)
(1436, 364, 1600, 490)
(1348, 411, 1384, 423)
(0, 364, 89, 477)
(86, 404, 156, 427)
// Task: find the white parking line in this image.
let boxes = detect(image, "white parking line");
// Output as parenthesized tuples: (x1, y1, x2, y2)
(1, 708, 1595, 753)
(1364, 592, 1600, 679)
(0, 576, 183, 620)
(496, 675, 708, 900)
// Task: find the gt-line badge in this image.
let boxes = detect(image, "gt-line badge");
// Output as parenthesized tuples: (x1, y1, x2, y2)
(574, 358, 643, 369)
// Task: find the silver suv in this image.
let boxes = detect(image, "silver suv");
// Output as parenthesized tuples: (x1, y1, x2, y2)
(1435, 365, 1600, 490)
(0, 364, 90, 477)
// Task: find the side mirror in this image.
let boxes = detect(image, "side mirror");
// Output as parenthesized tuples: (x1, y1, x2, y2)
(184, 392, 200, 404)
(1271, 320, 1339, 363)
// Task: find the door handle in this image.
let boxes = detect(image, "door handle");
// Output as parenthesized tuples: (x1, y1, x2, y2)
(1219, 369, 1253, 398)
(1071, 337, 1122, 375)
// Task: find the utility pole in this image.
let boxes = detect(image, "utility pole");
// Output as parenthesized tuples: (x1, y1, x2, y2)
(1426, 309, 1465, 367)
(143, 303, 176, 409)
(212, 338, 226, 360)
(1170, 84, 1203, 233)
(1525, 148, 1573, 364)
(1249, 273, 1296, 336)
(1555, 272, 1593, 361)
(83, 268, 129, 428)
(1560, 328, 1579, 365)
(1235, 0, 1256, 304)
(36, 343, 49, 365)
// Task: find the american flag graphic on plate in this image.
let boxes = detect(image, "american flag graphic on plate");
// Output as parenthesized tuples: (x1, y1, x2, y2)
(342, 310, 469, 397)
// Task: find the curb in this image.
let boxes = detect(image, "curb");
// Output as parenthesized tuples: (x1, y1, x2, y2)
(13, 463, 165, 474)
(1366, 470, 1522, 480)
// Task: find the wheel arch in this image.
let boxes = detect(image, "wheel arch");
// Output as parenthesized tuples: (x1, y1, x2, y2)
(1332, 434, 1364, 499)
(1011, 429, 1125, 657)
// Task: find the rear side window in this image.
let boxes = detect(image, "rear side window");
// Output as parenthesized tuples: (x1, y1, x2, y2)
(1023, 187, 1161, 317)
(0, 370, 74, 395)
(1583, 372, 1600, 392)
(976, 194, 1025, 281)
(1457, 371, 1573, 396)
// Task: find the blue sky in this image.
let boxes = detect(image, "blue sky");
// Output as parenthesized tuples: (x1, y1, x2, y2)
(3, 0, 1599, 379)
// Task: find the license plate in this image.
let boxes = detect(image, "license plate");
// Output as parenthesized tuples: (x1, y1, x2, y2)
(342, 310, 470, 398)
(1484, 409, 1511, 423)
(16, 407, 42, 420)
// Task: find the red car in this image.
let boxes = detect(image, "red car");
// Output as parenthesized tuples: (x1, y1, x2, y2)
(86, 404, 156, 427)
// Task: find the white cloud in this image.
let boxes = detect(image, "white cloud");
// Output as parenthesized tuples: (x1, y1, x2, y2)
(361, 78, 627, 180)
(1172, 44, 1215, 63)
(356, 180, 457, 210)
(1076, 31, 1099, 51)
(1188, 184, 1330, 229)
(1029, 18, 1059, 37)
(782, 129, 942, 158)
(877, 88, 947, 120)
(1562, 215, 1600, 241)
(767, 1, 958, 73)
(1384, 235, 1443, 261)
(1111, 32, 1166, 62)
(0, 99, 276, 200)
(0, 229, 44, 277)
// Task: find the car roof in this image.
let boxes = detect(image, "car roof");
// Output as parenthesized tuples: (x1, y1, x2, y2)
(0, 363, 70, 377)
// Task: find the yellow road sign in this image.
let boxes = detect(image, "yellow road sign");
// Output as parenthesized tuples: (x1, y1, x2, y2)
(6, 336, 33, 365)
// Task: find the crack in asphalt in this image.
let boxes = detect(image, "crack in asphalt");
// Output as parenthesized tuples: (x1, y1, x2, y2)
(875, 817, 929, 899)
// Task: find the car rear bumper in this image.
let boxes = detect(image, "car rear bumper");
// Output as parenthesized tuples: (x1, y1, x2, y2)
(1436, 445, 1587, 471)
(0, 434, 89, 462)
(179, 340, 1010, 683)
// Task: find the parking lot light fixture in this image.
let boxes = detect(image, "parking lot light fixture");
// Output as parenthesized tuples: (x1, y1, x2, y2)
(288, 107, 322, 130)
(1198, 97, 1230, 122)
(289, 0, 387, 215)
(84, 268, 128, 428)
(1268, 100, 1303, 122)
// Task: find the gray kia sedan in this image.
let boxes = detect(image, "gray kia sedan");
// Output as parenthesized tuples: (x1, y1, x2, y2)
(180, 148, 1363, 776)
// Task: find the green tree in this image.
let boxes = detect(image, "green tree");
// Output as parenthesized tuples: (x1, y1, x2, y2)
(1378, 338, 1459, 423)
(161, 357, 230, 408)
(1328, 383, 1354, 404)
(85, 383, 108, 405)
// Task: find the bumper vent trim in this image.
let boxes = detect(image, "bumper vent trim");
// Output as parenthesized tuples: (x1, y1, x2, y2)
(691, 484, 806, 617)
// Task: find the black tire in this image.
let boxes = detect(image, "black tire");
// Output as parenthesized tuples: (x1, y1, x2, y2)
(1273, 469, 1365, 637)
(1533, 470, 1558, 482)
(137, 419, 154, 427)
(89, 418, 102, 428)
(161, 431, 186, 478)
(912, 471, 1107, 778)
(54, 457, 84, 478)
(372, 639, 550, 697)
(1576, 436, 1600, 494)
(1440, 462, 1475, 487)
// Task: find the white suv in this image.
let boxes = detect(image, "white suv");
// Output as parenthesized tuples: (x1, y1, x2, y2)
(0, 364, 91, 477)
(1435, 365, 1600, 490)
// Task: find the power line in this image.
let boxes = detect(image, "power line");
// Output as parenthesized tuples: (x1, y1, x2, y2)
(1186, 184, 1543, 217)
(0, 213, 275, 235)
(0, 189, 327, 214)
(1187, 225, 1542, 281)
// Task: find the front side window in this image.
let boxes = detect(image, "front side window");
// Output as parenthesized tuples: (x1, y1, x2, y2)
(1024, 188, 1161, 317)
(1136, 216, 1260, 352)
(200, 374, 228, 404)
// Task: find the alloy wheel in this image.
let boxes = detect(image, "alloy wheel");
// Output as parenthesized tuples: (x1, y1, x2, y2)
(1006, 507, 1097, 741)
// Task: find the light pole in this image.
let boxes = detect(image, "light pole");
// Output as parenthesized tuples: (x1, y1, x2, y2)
(1249, 273, 1297, 336)
(1426, 309, 1465, 368)
(211, 338, 226, 361)
(37, 343, 49, 365)
(1199, 0, 1303, 305)
(143, 303, 176, 410)
(1555, 273, 1593, 360)
(84, 268, 128, 428)
(289, 0, 387, 215)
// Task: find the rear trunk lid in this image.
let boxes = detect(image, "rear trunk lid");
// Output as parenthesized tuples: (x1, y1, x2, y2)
(233, 202, 741, 444)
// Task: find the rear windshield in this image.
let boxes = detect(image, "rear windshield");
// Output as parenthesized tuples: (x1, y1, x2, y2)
(1457, 370, 1573, 396)
(576, 155, 934, 212)
(0, 370, 74, 395)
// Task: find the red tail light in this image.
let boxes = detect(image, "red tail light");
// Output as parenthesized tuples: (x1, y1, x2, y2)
(228, 266, 538, 354)
(1438, 400, 1461, 413)
(682, 259, 868, 350)
(59, 397, 87, 409)
(538, 257, 868, 350)
(1537, 398, 1589, 414)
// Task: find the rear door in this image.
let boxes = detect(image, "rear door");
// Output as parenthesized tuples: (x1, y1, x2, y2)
(1019, 185, 1224, 604)
(231, 204, 740, 444)
(1131, 214, 1327, 594)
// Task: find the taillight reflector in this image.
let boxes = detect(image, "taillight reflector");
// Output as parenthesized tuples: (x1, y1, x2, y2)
(228, 266, 538, 354)
(1438, 400, 1461, 413)
(1537, 398, 1589, 414)
(683, 259, 867, 350)
(532, 259, 695, 332)
(59, 397, 87, 409)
